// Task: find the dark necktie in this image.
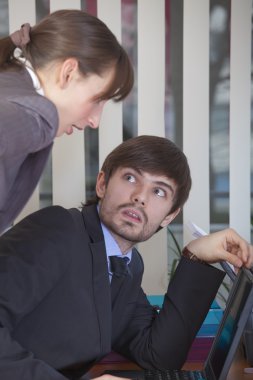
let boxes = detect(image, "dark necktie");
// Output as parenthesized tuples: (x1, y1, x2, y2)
(109, 256, 129, 306)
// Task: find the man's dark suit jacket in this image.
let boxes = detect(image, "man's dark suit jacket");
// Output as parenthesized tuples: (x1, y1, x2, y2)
(0, 204, 225, 379)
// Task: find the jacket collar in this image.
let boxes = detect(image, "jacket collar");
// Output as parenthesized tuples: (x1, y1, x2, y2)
(81, 204, 104, 243)
(81, 204, 112, 355)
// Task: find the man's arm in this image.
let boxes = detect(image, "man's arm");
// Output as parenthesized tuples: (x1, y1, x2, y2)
(114, 258, 224, 369)
(114, 229, 253, 370)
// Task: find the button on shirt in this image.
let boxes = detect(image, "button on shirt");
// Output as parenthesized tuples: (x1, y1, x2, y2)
(100, 222, 132, 282)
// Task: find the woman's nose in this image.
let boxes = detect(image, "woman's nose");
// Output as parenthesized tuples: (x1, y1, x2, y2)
(87, 116, 100, 129)
(88, 101, 107, 129)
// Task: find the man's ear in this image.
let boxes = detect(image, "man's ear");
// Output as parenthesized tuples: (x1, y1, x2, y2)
(160, 208, 181, 228)
(96, 171, 106, 198)
(58, 58, 79, 89)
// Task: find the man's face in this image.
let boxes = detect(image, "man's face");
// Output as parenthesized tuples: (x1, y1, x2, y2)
(96, 167, 180, 252)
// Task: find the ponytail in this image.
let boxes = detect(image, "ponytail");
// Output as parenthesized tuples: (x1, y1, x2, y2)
(0, 23, 31, 71)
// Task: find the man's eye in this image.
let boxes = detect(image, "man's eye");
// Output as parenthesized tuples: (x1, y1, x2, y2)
(125, 174, 135, 183)
(154, 188, 166, 197)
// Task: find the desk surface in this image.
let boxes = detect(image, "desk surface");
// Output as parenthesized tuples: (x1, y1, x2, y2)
(88, 347, 253, 379)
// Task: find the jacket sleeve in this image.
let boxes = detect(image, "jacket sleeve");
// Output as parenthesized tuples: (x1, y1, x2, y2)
(0, 207, 75, 380)
(114, 257, 225, 369)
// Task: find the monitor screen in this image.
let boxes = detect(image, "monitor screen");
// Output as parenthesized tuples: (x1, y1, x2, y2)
(209, 270, 252, 378)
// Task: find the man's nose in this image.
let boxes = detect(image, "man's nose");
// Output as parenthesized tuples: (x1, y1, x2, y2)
(131, 187, 147, 206)
(134, 197, 145, 206)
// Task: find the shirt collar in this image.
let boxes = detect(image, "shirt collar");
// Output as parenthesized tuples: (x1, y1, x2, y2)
(96, 205, 132, 279)
(14, 48, 44, 96)
(97, 204, 132, 275)
(101, 221, 132, 263)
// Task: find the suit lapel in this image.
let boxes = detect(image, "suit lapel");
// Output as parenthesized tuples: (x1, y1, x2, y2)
(81, 206, 145, 349)
(82, 205, 112, 354)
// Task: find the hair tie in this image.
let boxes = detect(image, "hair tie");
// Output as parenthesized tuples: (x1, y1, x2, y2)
(10, 23, 31, 48)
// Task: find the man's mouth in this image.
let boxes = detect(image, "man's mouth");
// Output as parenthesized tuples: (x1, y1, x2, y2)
(122, 209, 142, 223)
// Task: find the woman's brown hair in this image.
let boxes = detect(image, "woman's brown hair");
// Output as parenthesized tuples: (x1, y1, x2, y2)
(0, 9, 134, 101)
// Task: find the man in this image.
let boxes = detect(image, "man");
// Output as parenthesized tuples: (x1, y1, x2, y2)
(0, 135, 252, 380)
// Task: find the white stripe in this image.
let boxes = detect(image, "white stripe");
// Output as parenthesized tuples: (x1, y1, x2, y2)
(229, 0, 252, 241)
(52, 134, 85, 208)
(49, 0, 85, 208)
(49, 0, 81, 12)
(137, 0, 165, 137)
(8, 0, 35, 32)
(97, 0, 123, 167)
(183, 0, 210, 243)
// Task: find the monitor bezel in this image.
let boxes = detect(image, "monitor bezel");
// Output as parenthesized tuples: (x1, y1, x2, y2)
(204, 267, 253, 380)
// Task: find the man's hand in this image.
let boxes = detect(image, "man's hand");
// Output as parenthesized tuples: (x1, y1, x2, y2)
(186, 228, 253, 269)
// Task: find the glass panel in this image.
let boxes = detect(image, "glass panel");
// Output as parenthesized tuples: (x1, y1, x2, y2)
(83, 1, 99, 202)
(84, 128, 99, 202)
(209, 1, 230, 229)
(165, 0, 184, 241)
(81, 0, 97, 13)
(122, 0, 138, 140)
(36, 0, 49, 22)
(165, 0, 183, 148)
(0, 0, 8, 37)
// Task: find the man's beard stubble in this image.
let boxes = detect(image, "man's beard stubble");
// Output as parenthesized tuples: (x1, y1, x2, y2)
(99, 201, 159, 244)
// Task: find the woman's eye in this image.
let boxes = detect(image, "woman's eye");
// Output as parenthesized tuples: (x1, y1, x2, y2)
(154, 188, 166, 197)
(125, 174, 135, 183)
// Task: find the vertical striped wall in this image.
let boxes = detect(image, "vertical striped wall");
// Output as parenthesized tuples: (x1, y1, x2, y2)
(183, 0, 252, 245)
(7, 0, 252, 294)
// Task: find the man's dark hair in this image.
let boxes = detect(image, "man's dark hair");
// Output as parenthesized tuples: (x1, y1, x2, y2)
(91, 135, 191, 213)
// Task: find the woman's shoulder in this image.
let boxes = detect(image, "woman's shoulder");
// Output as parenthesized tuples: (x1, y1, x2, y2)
(0, 73, 58, 152)
(0, 69, 57, 125)
(0, 68, 33, 91)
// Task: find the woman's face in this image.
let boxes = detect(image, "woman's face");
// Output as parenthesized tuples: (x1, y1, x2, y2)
(41, 59, 116, 137)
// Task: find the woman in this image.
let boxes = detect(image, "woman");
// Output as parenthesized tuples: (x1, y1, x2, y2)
(0, 9, 134, 235)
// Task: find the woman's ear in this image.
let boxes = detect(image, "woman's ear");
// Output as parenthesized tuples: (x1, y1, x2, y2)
(58, 58, 79, 88)
(160, 208, 181, 228)
(96, 171, 106, 198)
